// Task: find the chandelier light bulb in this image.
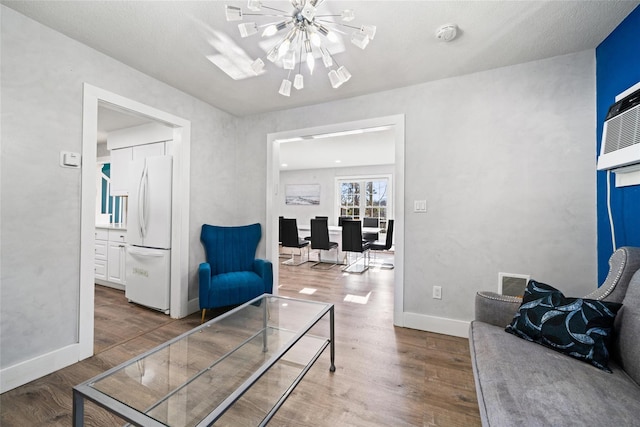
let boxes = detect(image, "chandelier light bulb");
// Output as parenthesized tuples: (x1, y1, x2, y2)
(294, 73, 304, 90)
(321, 48, 333, 68)
(306, 52, 315, 74)
(262, 24, 278, 37)
(309, 31, 322, 47)
(279, 78, 292, 96)
(316, 25, 339, 43)
(327, 30, 338, 43)
(304, 39, 314, 74)
(278, 39, 291, 58)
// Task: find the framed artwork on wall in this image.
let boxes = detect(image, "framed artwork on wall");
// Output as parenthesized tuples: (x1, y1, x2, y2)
(285, 184, 320, 205)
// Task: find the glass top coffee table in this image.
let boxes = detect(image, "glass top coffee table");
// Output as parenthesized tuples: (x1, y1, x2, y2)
(73, 295, 335, 426)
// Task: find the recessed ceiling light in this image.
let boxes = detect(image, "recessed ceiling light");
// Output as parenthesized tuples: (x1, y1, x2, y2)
(312, 125, 392, 139)
(281, 163, 288, 167)
(277, 137, 303, 143)
(335, 160, 341, 163)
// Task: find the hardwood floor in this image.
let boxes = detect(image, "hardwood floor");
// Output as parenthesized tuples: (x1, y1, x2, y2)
(0, 256, 481, 426)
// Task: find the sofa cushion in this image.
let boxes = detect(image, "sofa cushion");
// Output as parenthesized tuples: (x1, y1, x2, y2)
(505, 280, 622, 372)
(470, 321, 640, 426)
(613, 269, 640, 385)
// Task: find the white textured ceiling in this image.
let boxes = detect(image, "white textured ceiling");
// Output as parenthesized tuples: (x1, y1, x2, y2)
(3, 0, 638, 118)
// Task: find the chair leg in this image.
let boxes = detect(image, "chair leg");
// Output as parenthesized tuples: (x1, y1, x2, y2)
(201, 309, 206, 324)
(282, 247, 309, 266)
(342, 251, 369, 273)
(311, 247, 338, 270)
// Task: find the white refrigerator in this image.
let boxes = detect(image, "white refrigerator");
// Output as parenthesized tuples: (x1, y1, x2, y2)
(125, 155, 172, 314)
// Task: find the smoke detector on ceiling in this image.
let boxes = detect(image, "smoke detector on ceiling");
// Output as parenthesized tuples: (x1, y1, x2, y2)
(435, 24, 458, 42)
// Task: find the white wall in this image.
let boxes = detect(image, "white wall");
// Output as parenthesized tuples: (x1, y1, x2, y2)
(0, 3, 598, 389)
(238, 50, 597, 330)
(279, 164, 394, 226)
(0, 6, 241, 381)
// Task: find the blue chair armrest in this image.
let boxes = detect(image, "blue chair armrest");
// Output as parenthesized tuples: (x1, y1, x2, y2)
(198, 262, 212, 309)
(253, 259, 273, 294)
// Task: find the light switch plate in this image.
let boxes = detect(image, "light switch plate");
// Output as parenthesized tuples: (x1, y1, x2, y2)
(414, 200, 427, 213)
(60, 151, 81, 168)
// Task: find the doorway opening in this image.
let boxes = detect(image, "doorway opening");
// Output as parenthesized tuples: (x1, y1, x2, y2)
(265, 115, 405, 326)
(78, 84, 191, 360)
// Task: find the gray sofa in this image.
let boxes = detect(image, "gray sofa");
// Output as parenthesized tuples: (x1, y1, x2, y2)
(469, 247, 640, 426)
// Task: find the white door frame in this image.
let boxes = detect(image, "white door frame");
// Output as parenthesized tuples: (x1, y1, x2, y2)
(265, 114, 405, 325)
(79, 83, 191, 359)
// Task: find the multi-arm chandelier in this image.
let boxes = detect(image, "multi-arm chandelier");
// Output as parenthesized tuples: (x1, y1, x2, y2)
(225, 0, 376, 96)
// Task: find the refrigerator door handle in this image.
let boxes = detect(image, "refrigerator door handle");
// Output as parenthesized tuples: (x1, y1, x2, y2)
(137, 161, 148, 239)
(128, 247, 165, 258)
(143, 163, 149, 237)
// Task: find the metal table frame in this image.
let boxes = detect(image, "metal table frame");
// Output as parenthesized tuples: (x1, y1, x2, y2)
(73, 294, 335, 426)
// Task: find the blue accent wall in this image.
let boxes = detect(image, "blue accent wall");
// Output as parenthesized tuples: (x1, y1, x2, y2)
(596, 6, 640, 283)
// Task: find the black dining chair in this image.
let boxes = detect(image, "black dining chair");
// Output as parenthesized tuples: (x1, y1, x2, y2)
(341, 219, 371, 273)
(338, 216, 351, 226)
(370, 219, 394, 269)
(305, 216, 329, 241)
(310, 218, 339, 269)
(280, 218, 309, 266)
(362, 217, 379, 242)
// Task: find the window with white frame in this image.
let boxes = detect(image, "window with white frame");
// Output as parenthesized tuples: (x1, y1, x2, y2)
(337, 175, 391, 231)
(96, 162, 126, 224)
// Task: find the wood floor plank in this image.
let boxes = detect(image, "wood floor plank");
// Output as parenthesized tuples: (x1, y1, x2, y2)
(1, 256, 481, 426)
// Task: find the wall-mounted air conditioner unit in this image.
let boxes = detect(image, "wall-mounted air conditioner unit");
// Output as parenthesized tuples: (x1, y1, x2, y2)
(597, 85, 640, 172)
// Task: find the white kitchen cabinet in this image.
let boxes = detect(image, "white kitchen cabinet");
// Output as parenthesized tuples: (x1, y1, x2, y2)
(132, 142, 165, 160)
(109, 147, 132, 196)
(106, 230, 127, 285)
(95, 227, 127, 290)
(94, 229, 108, 281)
(109, 142, 166, 196)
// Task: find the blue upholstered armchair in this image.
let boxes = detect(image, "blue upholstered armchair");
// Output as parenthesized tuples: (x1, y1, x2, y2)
(199, 223, 273, 322)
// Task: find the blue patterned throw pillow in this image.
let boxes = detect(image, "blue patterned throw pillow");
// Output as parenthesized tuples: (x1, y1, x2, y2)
(505, 280, 622, 372)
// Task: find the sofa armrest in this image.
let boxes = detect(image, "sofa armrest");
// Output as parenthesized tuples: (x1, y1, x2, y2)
(475, 291, 522, 328)
(198, 262, 212, 309)
(583, 246, 640, 303)
(253, 259, 274, 294)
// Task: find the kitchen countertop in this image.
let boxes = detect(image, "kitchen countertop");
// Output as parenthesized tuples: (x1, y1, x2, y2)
(96, 223, 127, 230)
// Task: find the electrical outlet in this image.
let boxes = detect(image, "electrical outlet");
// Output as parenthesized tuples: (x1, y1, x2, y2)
(433, 286, 442, 299)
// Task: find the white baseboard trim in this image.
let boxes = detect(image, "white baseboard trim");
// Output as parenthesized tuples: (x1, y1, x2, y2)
(402, 312, 470, 338)
(0, 344, 79, 393)
(187, 298, 200, 316)
(94, 279, 125, 291)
